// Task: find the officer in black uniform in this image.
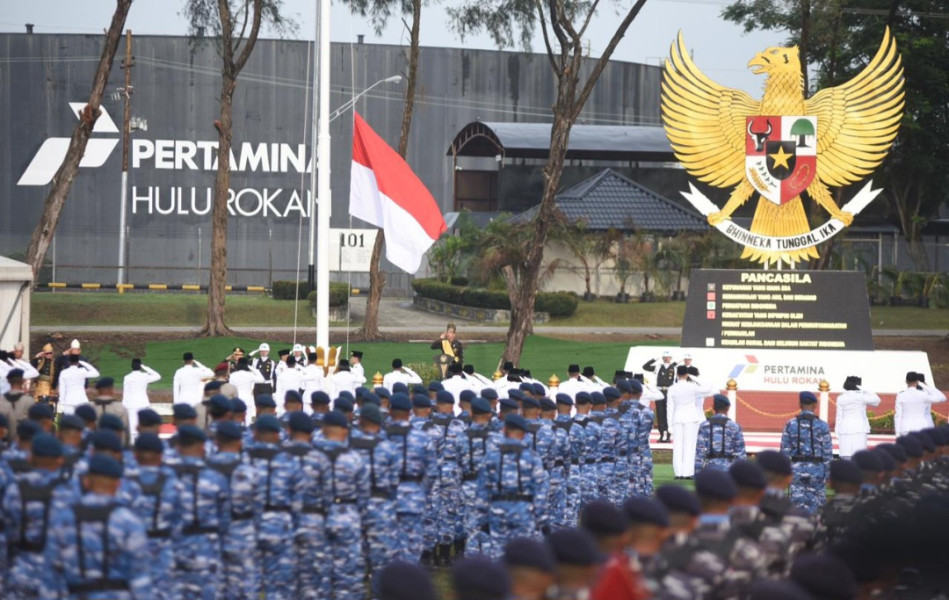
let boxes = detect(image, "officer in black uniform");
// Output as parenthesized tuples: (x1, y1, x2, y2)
(643, 351, 676, 442)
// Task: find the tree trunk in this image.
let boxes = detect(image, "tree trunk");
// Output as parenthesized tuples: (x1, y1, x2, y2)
(24, 0, 133, 282)
(361, 0, 422, 340)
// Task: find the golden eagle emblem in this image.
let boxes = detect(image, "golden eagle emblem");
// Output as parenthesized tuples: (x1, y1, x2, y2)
(661, 29, 904, 265)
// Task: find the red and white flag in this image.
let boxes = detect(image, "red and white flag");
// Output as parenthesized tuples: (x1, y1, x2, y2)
(349, 112, 446, 274)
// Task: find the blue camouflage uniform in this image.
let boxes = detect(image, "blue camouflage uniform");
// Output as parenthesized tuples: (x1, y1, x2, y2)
(573, 413, 601, 505)
(546, 417, 571, 528)
(695, 415, 747, 473)
(455, 421, 499, 555)
(553, 414, 585, 527)
(629, 402, 656, 496)
(0, 460, 14, 595)
(603, 406, 628, 504)
(780, 409, 833, 514)
(282, 440, 331, 600)
(171, 455, 231, 600)
(45, 492, 152, 600)
(424, 412, 466, 552)
(129, 464, 184, 600)
(385, 419, 436, 562)
(595, 411, 622, 502)
(314, 437, 371, 600)
(206, 451, 261, 600)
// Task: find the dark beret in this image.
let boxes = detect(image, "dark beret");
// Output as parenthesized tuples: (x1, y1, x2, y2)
(204, 380, 223, 393)
(471, 398, 492, 415)
(729, 460, 767, 490)
(254, 414, 283, 433)
(876, 443, 907, 463)
(539, 398, 556, 411)
(95, 377, 114, 389)
(374, 387, 392, 399)
(171, 404, 196, 421)
(695, 469, 738, 500)
(59, 414, 86, 431)
(379, 561, 435, 600)
(896, 435, 924, 458)
(575, 391, 592, 405)
(556, 393, 574, 407)
(656, 484, 701, 516)
(91, 429, 122, 452)
(428, 381, 444, 392)
(335, 396, 355, 413)
(546, 528, 604, 566)
(209, 394, 232, 416)
(499, 398, 519, 411)
(134, 432, 164, 453)
(748, 580, 816, 600)
(362, 392, 381, 407)
(799, 391, 818, 405)
(713, 394, 731, 411)
(436, 390, 455, 405)
(790, 553, 857, 600)
(503, 537, 556, 573)
(75, 404, 97, 423)
(452, 556, 510, 600)
(459, 389, 476, 403)
(359, 404, 384, 425)
(508, 389, 525, 402)
(17, 419, 41, 441)
(177, 424, 207, 445)
(756, 450, 792, 475)
(617, 379, 633, 393)
(392, 382, 408, 395)
(99, 413, 125, 432)
(255, 394, 276, 408)
(628, 379, 644, 394)
(28, 403, 53, 420)
(829, 460, 862, 485)
(504, 413, 528, 432)
(591, 392, 607, 406)
(310, 391, 331, 406)
(531, 383, 545, 397)
(5, 368, 24, 381)
(580, 499, 630, 537)
(480, 388, 499, 400)
(872, 448, 896, 472)
(288, 411, 315, 434)
(321, 410, 348, 429)
(337, 390, 355, 404)
(518, 382, 534, 392)
(851, 449, 884, 472)
(87, 454, 123, 479)
(215, 420, 243, 441)
(412, 394, 431, 409)
(32, 433, 63, 458)
(390, 393, 411, 412)
(603, 387, 622, 401)
(284, 390, 303, 405)
(622, 497, 670, 527)
(137, 408, 162, 427)
(230, 398, 247, 413)
(910, 431, 936, 453)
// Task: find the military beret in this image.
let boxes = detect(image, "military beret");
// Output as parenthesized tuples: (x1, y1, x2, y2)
(390, 393, 411, 412)
(177, 424, 207, 445)
(288, 411, 315, 433)
(568, 364, 580, 373)
(919, 427, 945, 447)
(829, 460, 862, 485)
(215, 421, 243, 441)
(546, 528, 604, 566)
(591, 392, 607, 406)
(713, 394, 731, 411)
(95, 377, 115, 389)
(392, 382, 409, 395)
(471, 397, 492, 415)
(5, 368, 24, 381)
(27, 403, 53, 420)
(799, 391, 818, 405)
(254, 415, 283, 433)
(480, 388, 498, 400)
(230, 398, 247, 413)
(137, 408, 162, 427)
(580, 499, 630, 536)
(435, 390, 455, 405)
(695, 469, 738, 500)
(183, 352, 195, 361)
(452, 556, 510, 600)
(790, 553, 857, 600)
(622, 497, 670, 527)
(379, 561, 435, 600)
(310, 391, 331, 406)
(427, 381, 444, 392)
(748, 580, 816, 600)
(16, 419, 41, 441)
(134, 432, 164, 453)
(87, 454, 123, 479)
(321, 410, 348, 429)
(214, 362, 229, 373)
(362, 392, 381, 407)
(910, 431, 936, 453)
(656, 484, 701, 516)
(59, 414, 86, 432)
(335, 396, 355, 413)
(896, 434, 924, 458)
(459, 389, 477, 403)
(374, 387, 392, 399)
(412, 395, 431, 409)
(359, 404, 384, 425)
(354, 388, 366, 401)
(209, 394, 232, 416)
(508, 389, 525, 402)
(504, 413, 528, 432)
(876, 443, 907, 463)
(284, 390, 303, 405)
(499, 398, 519, 411)
(75, 404, 97, 423)
(411, 384, 428, 396)
(503, 537, 556, 573)
(539, 398, 556, 411)
(204, 380, 223, 393)
(254, 394, 276, 408)
(872, 448, 896, 472)
(851, 449, 884, 472)
(616, 379, 633, 393)
(0, 414, 8, 429)
(729, 460, 767, 490)
(337, 390, 355, 403)
(520, 396, 540, 410)
(556, 393, 574, 407)
(32, 433, 63, 458)
(99, 413, 125, 432)
(91, 429, 122, 452)
(518, 382, 534, 392)
(575, 391, 592, 405)
(531, 383, 545, 397)
(756, 450, 792, 475)
(603, 386, 622, 401)
(628, 379, 644, 394)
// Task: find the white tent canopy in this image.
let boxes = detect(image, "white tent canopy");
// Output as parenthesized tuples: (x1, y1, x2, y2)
(0, 255, 32, 355)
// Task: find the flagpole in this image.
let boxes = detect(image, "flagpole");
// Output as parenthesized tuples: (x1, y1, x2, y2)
(314, 0, 332, 351)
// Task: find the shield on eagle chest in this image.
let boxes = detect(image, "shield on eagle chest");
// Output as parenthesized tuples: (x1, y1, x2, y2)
(745, 116, 817, 205)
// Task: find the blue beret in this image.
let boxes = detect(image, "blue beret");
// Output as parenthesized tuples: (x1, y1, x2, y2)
(531, 383, 545, 397)
(75, 404, 97, 423)
(503, 537, 556, 573)
(799, 391, 818, 404)
(137, 408, 162, 427)
(876, 443, 907, 463)
(480, 388, 498, 400)
(656, 484, 701, 516)
(99, 413, 124, 432)
(521, 396, 540, 409)
(910, 431, 936, 453)
(284, 390, 303, 405)
(5, 368, 24, 380)
(575, 391, 592, 405)
(288, 411, 315, 433)
(204, 380, 223, 392)
(321, 410, 348, 428)
(32, 433, 63, 458)
(459, 389, 477, 403)
(17, 420, 41, 441)
(555, 393, 574, 406)
(603, 386, 621, 401)
(230, 398, 247, 413)
(254, 415, 283, 433)
(616, 379, 632, 393)
(748, 580, 815, 600)
(362, 392, 381, 407)
(255, 394, 276, 408)
(354, 387, 367, 400)
(580, 499, 629, 536)
(310, 391, 331, 405)
(756, 450, 792, 475)
(392, 382, 409, 395)
(695, 469, 738, 500)
(373, 386, 391, 399)
(729, 460, 766, 490)
(872, 448, 895, 472)
(28, 403, 53, 420)
(539, 398, 556, 411)
(173, 403, 198, 420)
(337, 390, 355, 403)
(412, 394, 431, 409)
(91, 430, 122, 452)
(829, 460, 862, 485)
(896, 434, 924, 458)
(215, 420, 243, 441)
(390, 393, 411, 412)
(360, 404, 384, 425)
(471, 397, 492, 414)
(335, 396, 355, 413)
(790, 553, 857, 600)
(851, 449, 883, 472)
(713, 394, 731, 410)
(134, 432, 164, 453)
(499, 398, 519, 411)
(436, 390, 455, 405)
(87, 454, 123, 479)
(504, 413, 528, 432)
(628, 379, 643, 394)
(176, 424, 207, 445)
(591, 392, 607, 406)
(209, 394, 232, 415)
(622, 497, 670, 527)
(379, 561, 435, 600)
(546, 528, 604, 566)
(59, 414, 86, 431)
(428, 381, 444, 392)
(452, 556, 510, 600)
(518, 382, 534, 392)
(95, 377, 115, 389)
(412, 384, 428, 396)
(508, 389, 525, 402)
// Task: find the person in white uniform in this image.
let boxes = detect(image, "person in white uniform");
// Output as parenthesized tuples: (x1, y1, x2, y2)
(382, 359, 422, 390)
(463, 365, 492, 392)
(442, 362, 476, 413)
(57, 354, 100, 415)
(834, 375, 881, 459)
(228, 358, 264, 404)
(349, 351, 365, 383)
(301, 353, 325, 410)
(895, 371, 947, 436)
(275, 355, 304, 415)
(0, 350, 39, 395)
(667, 365, 717, 479)
(172, 352, 215, 406)
(557, 364, 589, 400)
(327, 359, 364, 399)
(634, 374, 666, 409)
(122, 358, 161, 438)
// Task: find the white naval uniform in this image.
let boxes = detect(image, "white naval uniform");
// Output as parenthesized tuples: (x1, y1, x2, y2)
(667, 376, 717, 477)
(0, 359, 39, 395)
(301, 364, 326, 410)
(351, 361, 365, 383)
(173, 361, 215, 406)
(639, 382, 666, 409)
(834, 388, 881, 458)
(895, 382, 947, 436)
(442, 374, 476, 413)
(382, 368, 422, 391)
(556, 376, 589, 400)
(467, 372, 493, 393)
(328, 369, 364, 401)
(275, 365, 304, 415)
(122, 366, 161, 437)
(57, 361, 100, 415)
(229, 367, 265, 424)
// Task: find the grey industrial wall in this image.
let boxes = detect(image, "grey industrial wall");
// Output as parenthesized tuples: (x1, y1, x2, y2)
(0, 33, 661, 288)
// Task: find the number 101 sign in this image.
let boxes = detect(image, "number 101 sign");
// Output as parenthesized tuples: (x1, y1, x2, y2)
(329, 228, 378, 272)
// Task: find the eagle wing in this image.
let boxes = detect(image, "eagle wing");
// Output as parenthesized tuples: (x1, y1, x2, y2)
(661, 32, 760, 189)
(805, 27, 905, 188)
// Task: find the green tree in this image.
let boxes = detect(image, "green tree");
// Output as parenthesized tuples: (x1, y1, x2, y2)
(559, 221, 616, 300)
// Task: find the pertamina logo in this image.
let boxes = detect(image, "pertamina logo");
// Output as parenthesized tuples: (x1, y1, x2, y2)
(728, 355, 759, 379)
(18, 103, 120, 186)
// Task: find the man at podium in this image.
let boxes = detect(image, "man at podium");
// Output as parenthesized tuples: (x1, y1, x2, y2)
(432, 323, 464, 379)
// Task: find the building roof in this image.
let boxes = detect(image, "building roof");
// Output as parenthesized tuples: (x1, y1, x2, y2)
(0, 255, 33, 283)
(514, 169, 707, 233)
(448, 121, 674, 162)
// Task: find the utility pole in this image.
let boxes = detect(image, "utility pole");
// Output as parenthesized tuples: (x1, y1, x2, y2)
(117, 29, 133, 286)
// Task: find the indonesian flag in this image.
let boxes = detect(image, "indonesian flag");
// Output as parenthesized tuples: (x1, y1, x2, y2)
(350, 112, 447, 273)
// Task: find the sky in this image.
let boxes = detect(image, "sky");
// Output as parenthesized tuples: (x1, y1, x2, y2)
(0, 0, 790, 96)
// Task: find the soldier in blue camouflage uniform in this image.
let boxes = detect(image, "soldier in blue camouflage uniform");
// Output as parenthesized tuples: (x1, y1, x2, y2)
(45, 454, 152, 600)
(71, 430, 143, 508)
(476, 413, 549, 559)
(385, 393, 436, 563)
(541, 397, 570, 528)
(314, 411, 371, 600)
(780, 392, 833, 514)
(603, 386, 630, 503)
(456, 397, 499, 556)
(129, 433, 183, 600)
(554, 393, 584, 527)
(592, 391, 621, 501)
(206, 421, 261, 600)
(170, 424, 231, 600)
(521, 397, 555, 476)
(3, 433, 77, 599)
(247, 414, 300, 600)
(695, 394, 746, 473)
(424, 390, 466, 566)
(572, 392, 601, 505)
(625, 379, 656, 496)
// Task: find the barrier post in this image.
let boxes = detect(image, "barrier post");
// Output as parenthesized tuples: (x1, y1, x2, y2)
(548, 374, 560, 394)
(818, 380, 830, 422)
(372, 372, 384, 387)
(726, 379, 738, 421)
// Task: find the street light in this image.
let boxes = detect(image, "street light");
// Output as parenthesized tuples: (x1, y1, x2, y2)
(328, 75, 403, 123)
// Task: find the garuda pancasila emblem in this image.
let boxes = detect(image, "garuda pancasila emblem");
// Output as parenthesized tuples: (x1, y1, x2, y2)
(661, 29, 904, 265)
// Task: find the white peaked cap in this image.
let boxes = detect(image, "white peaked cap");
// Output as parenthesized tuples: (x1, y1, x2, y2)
(258, 343, 270, 352)
(70, 339, 81, 349)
